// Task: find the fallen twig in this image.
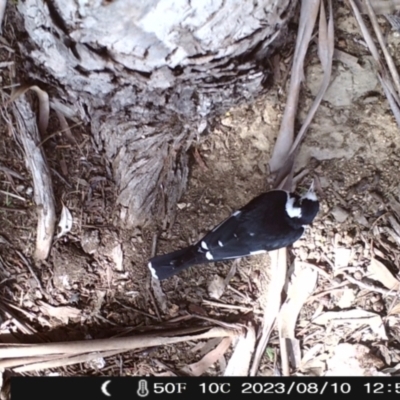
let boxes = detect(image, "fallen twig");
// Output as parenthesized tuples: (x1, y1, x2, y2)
(11, 94, 56, 260)
(0, 325, 242, 371)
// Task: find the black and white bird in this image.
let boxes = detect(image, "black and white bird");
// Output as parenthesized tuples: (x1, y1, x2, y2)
(148, 181, 319, 280)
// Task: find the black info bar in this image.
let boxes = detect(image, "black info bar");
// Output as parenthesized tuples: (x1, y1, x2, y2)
(11, 376, 400, 399)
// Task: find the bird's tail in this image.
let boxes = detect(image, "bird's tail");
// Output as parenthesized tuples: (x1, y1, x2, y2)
(148, 245, 207, 280)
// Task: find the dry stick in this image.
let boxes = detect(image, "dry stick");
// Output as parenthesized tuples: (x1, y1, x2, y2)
(365, 0, 400, 97)
(11, 95, 56, 260)
(15, 250, 44, 293)
(276, 0, 335, 186)
(340, 272, 393, 296)
(0, 165, 25, 180)
(113, 299, 159, 320)
(0, 190, 26, 202)
(347, 0, 381, 60)
(250, 0, 323, 377)
(0, 326, 240, 359)
(150, 233, 167, 316)
(269, 0, 322, 172)
(13, 350, 127, 373)
(0, 206, 27, 213)
(202, 299, 261, 314)
(348, 0, 400, 125)
(348, 0, 400, 98)
(192, 315, 247, 331)
(379, 75, 400, 126)
(0, 0, 6, 34)
(0, 354, 63, 370)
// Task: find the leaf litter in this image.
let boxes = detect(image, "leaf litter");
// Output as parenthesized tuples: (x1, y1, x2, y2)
(1, 0, 400, 382)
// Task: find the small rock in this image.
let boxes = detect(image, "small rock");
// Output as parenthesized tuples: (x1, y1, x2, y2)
(337, 289, 356, 309)
(319, 176, 329, 188)
(297, 246, 309, 261)
(372, 301, 385, 313)
(370, 294, 381, 304)
(353, 270, 363, 280)
(354, 210, 369, 227)
(335, 247, 352, 268)
(208, 275, 226, 299)
(81, 230, 100, 254)
(331, 206, 349, 223)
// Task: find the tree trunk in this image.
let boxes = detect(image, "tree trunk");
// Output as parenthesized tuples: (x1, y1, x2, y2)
(14, 0, 296, 228)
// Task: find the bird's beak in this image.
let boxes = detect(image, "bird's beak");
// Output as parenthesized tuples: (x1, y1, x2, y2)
(308, 179, 315, 194)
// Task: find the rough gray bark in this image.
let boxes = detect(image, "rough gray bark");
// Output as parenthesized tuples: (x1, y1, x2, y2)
(15, 0, 296, 228)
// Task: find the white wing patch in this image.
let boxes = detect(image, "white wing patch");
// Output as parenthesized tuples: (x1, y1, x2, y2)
(250, 250, 267, 255)
(148, 262, 159, 279)
(201, 240, 208, 250)
(286, 194, 302, 218)
(232, 210, 241, 217)
(218, 240, 224, 247)
(206, 251, 213, 260)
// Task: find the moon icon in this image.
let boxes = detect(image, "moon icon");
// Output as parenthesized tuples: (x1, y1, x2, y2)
(101, 380, 112, 397)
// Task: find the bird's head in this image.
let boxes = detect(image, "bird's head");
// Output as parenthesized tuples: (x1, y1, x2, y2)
(298, 180, 319, 225)
(286, 180, 320, 226)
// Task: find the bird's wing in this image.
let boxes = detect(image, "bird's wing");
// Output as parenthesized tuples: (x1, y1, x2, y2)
(197, 191, 304, 261)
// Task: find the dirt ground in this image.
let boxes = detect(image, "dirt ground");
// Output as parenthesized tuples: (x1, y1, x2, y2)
(1, 3, 400, 379)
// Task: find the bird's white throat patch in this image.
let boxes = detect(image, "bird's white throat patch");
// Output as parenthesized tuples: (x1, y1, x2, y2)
(286, 194, 302, 218)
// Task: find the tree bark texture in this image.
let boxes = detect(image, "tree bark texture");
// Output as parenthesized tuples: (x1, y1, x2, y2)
(15, 0, 296, 227)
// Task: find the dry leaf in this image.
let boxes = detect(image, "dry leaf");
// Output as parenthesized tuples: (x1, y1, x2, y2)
(57, 204, 73, 239)
(313, 309, 387, 340)
(224, 325, 256, 376)
(279, 264, 318, 338)
(325, 343, 387, 376)
(278, 263, 317, 374)
(388, 194, 400, 218)
(197, 338, 223, 357)
(300, 344, 327, 375)
(336, 288, 356, 308)
(367, 257, 400, 290)
(388, 302, 400, 315)
(181, 337, 231, 376)
(250, 248, 288, 375)
(38, 301, 81, 324)
(301, 344, 324, 368)
(358, 0, 400, 14)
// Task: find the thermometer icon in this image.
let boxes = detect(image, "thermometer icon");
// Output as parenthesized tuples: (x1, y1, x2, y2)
(137, 379, 150, 397)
